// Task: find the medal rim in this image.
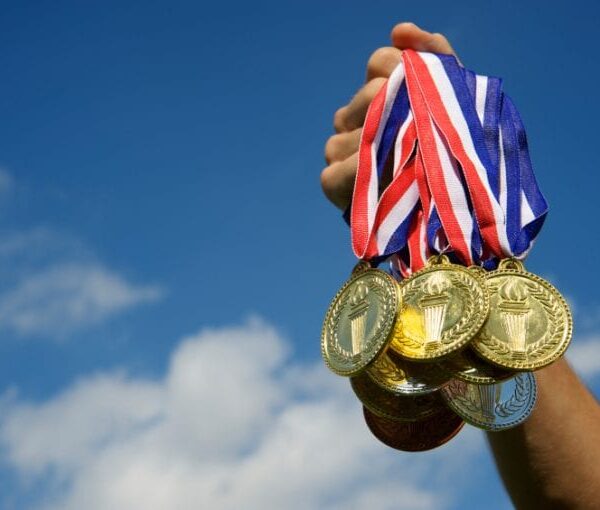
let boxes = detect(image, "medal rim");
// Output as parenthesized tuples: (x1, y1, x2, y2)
(391, 262, 490, 361)
(441, 372, 537, 431)
(471, 267, 573, 371)
(362, 405, 465, 452)
(321, 268, 399, 377)
(350, 372, 445, 422)
(439, 347, 515, 385)
(367, 349, 452, 395)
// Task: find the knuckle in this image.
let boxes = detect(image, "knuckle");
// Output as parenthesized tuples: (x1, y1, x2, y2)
(333, 107, 347, 132)
(324, 135, 342, 164)
(360, 78, 387, 105)
(365, 76, 387, 93)
(320, 165, 337, 198)
(367, 47, 401, 77)
(431, 32, 452, 52)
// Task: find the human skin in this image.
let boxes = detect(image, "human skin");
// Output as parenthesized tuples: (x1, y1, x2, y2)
(320, 22, 600, 509)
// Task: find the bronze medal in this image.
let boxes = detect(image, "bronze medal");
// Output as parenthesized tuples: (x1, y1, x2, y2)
(362, 405, 465, 452)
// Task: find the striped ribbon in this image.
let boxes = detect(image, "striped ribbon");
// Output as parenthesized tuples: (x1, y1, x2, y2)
(350, 50, 547, 277)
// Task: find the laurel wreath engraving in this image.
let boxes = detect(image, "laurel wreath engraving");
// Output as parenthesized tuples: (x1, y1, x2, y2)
(477, 271, 572, 368)
(445, 380, 482, 415)
(495, 374, 530, 417)
(368, 352, 452, 395)
(444, 373, 536, 429)
(393, 269, 484, 356)
(352, 375, 439, 421)
(321, 271, 397, 374)
(370, 354, 406, 385)
(524, 284, 562, 358)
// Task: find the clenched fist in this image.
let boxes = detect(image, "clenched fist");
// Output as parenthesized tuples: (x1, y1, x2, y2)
(320, 23, 455, 210)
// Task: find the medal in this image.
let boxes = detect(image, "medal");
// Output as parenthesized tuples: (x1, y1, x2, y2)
(390, 256, 489, 361)
(367, 348, 451, 395)
(440, 347, 514, 385)
(471, 259, 573, 371)
(362, 405, 464, 452)
(320, 47, 566, 451)
(321, 264, 400, 376)
(441, 372, 537, 431)
(350, 372, 445, 421)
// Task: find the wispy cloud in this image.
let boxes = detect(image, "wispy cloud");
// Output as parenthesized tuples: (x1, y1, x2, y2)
(0, 228, 162, 339)
(0, 319, 488, 510)
(0, 263, 162, 338)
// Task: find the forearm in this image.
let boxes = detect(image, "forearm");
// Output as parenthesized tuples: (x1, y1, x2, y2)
(487, 358, 600, 508)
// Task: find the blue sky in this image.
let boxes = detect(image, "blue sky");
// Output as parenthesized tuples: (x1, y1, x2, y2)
(0, 1, 598, 508)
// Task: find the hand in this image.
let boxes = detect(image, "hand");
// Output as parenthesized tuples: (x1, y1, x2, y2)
(320, 22, 455, 210)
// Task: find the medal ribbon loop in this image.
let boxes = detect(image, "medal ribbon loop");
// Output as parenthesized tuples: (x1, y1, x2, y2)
(351, 50, 547, 275)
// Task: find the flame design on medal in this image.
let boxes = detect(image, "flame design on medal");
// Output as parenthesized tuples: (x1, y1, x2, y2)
(390, 256, 489, 361)
(419, 272, 452, 351)
(442, 372, 537, 431)
(471, 259, 572, 371)
(321, 267, 399, 377)
(498, 279, 531, 360)
(348, 282, 369, 355)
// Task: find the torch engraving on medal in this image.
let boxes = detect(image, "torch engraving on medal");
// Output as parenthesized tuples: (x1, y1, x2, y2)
(348, 281, 370, 355)
(468, 384, 502, 421)
(419, 273, 451, 351)
(498, 279, 531, 360)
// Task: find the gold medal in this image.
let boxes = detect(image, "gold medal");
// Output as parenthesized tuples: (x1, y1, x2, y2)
(350, 372, 445, 421)
(321, 264, 400, 376)
(440, 347, 514, 385)
(471, 259, 573, 370)
(390, 256, 489, 361)
(367, 348, 451, 395)
(441, 372, 537, 431)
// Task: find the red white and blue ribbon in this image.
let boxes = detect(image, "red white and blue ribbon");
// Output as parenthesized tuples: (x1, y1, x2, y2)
(351, 49, 547, 277)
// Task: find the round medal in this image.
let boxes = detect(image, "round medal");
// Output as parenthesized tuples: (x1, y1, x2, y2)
(362, 405, 465, 452)
(440, 347, 514, 385)
(367, 349, 451, 395)
(441, 372, 537, 431)
(350, 372, 445, 421)
(321, 267, 400, 376)
(390, 256, 489, 361)
(471, 259, 573, 371)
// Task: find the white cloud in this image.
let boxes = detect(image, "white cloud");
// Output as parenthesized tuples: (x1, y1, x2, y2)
(0, 319, 488, 510)
(0, 228, 163, 339)
(0, 263, 162, 338)
(0, 228, 87, 262)
(567, 335, 600, 378)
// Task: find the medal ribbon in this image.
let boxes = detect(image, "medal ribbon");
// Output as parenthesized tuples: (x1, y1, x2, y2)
(351, 50, 547, 275)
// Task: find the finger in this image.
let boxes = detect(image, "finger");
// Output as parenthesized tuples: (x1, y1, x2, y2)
(320, 152, 358, 210)
(366, 46, 403, 81)
(390, 22, 455, 56)
(334, 77, 386, 133)
(324, 128, 361, 165)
